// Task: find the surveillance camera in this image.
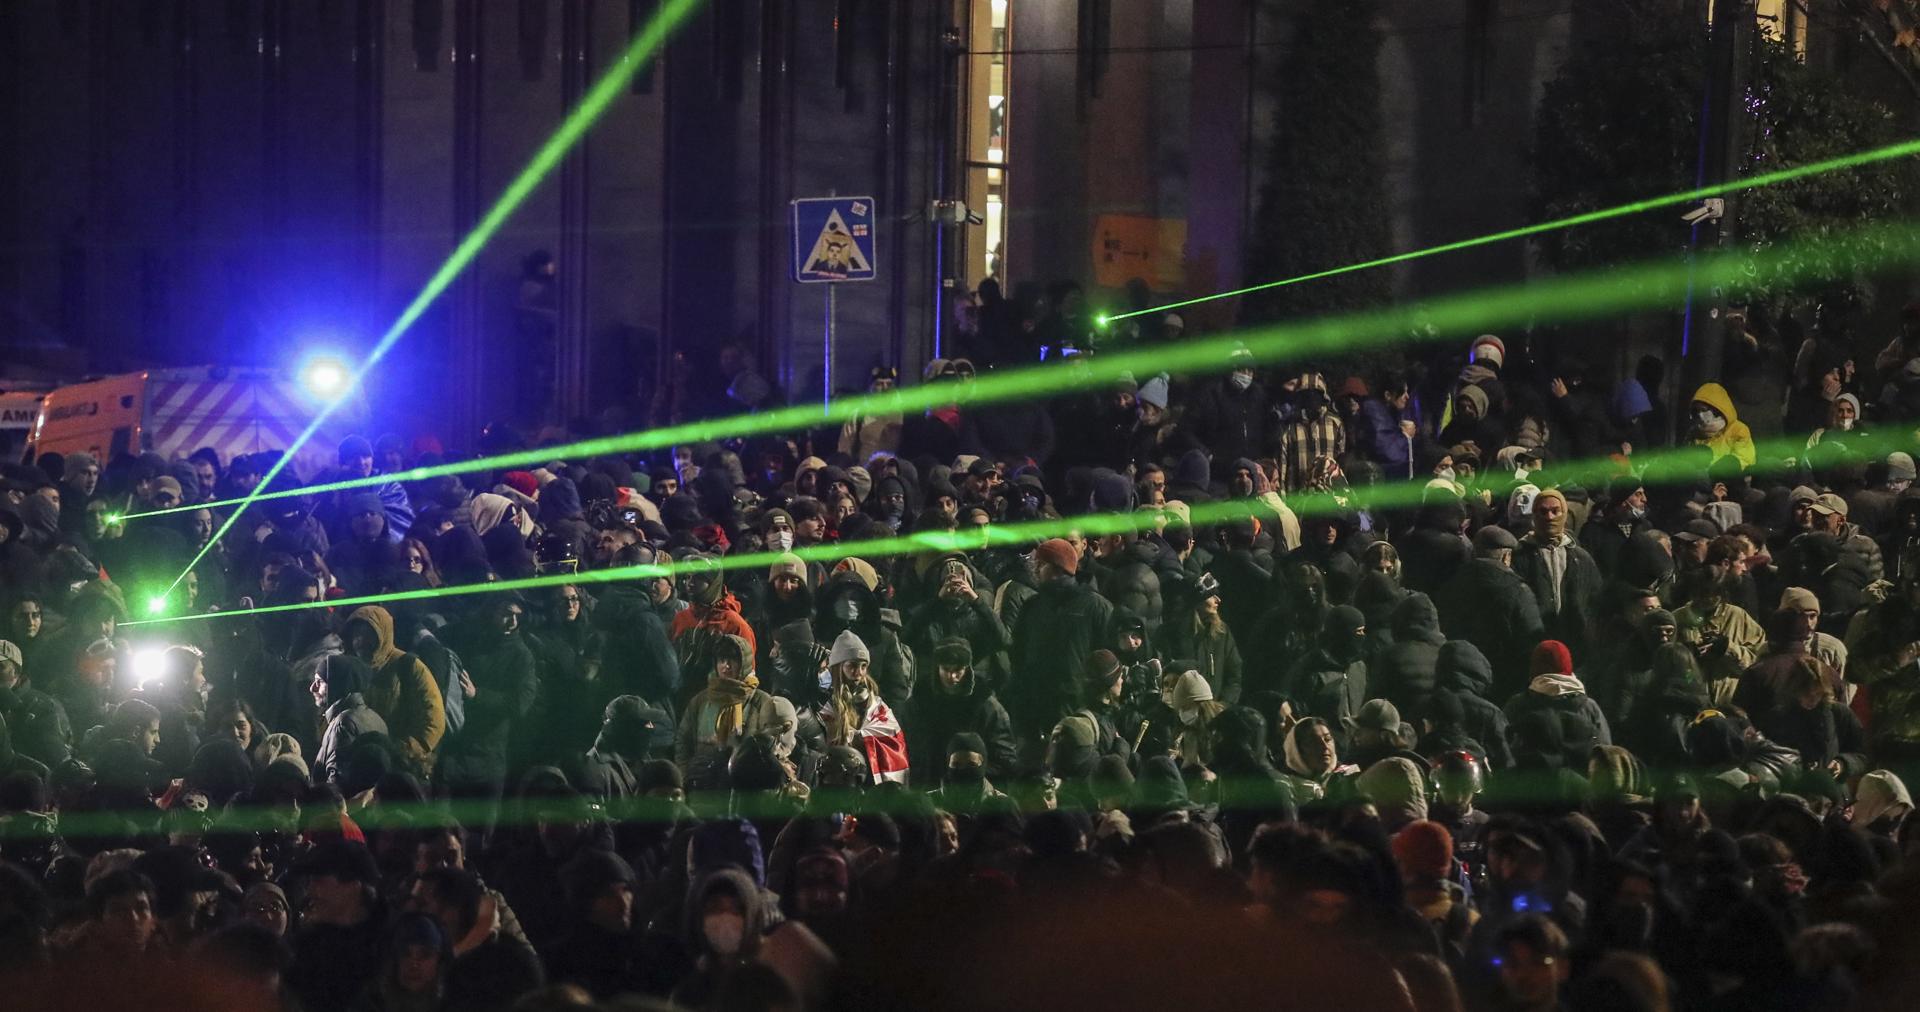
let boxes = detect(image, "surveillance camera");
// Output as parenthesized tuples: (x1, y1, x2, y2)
(1680, 198, 1725, 226)
(929, 199, 973, 225)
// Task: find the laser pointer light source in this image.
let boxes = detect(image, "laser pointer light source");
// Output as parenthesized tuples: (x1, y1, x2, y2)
(298, 354, 352, 401)
(153, 0, 705, 603)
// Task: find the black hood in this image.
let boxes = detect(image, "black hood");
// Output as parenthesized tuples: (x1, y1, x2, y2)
(1390, 592, 1444, 645)
(1436, 640, 1494, 695)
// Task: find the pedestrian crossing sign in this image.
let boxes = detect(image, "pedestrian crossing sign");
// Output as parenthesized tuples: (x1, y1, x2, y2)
(792, 196, 878, 283)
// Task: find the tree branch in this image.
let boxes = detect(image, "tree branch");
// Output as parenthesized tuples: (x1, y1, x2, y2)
(1805, 0, 1920, 103)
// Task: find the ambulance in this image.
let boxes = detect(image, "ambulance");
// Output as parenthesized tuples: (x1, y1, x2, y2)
(24, 367, 367, 480)
(0, 389, 45, 463)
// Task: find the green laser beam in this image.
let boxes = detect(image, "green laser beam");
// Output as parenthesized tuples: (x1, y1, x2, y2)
(1104, 136, 1920, 325)
(121, 409, 1920, 631)
(129, 214, 1920, 526)
(153, 0, 706, 601)
(0, 763, 1707, 841)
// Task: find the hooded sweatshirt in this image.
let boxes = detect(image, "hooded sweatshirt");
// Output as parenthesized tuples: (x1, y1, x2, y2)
(344, 606, 446, 772)
(1852, 770, 1913, 830)
(1690, 383, 1757, 468)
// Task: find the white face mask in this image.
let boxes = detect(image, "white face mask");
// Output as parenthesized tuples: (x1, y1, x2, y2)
(1178, 705, 1203, 727)
(768, 530, 794, 553)
(817, 670, 833, 692)
(703, 912, 746, 955)
(1694, 409, 1727, 435)
(1229, 370, 1254, 390)
(1436, 467, 1456, 482)
(1838, 418, 1856, 431)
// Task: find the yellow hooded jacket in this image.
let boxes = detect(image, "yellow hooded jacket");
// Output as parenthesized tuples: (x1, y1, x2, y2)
(345, 605, 447, 773)
(1689, 383, 1756, 468)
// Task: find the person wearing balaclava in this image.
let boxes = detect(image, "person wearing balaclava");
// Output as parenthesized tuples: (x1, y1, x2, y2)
(1512, 489, 1604, 658)
(820, 630, 909, 784)
(931, 731, 1007, 811)
(1281, 605, 1368, 731)
(1688, 382, 1757, 468)
(574, 695, 673, 801)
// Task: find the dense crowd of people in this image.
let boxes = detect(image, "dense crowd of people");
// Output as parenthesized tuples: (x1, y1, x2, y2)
(2, 309, 1920, 1011)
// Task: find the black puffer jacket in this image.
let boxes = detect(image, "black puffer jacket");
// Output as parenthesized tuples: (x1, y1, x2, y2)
(1007, 575, 1116, 737)
(1399, 501, 1470, 595)
(1436, 558, 1546, 699)
(901, 668, 1019, 785)
(1092, 541, 1165, 634)
(1373, 593, 1445, 717)
(1435, 641, 1513, 770)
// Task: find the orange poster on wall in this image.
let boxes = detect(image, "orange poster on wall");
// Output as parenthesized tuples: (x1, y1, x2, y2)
(1093, 215, 1187, 292)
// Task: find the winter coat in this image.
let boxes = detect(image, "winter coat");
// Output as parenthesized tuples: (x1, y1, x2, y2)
(1283, 648, 1367, 730)
(439, 626, 539, 787)
(901, 668, 1019, 785)
(1092, 542, 1166, 634)
(344, 606, 447, 774)
(1373, 593, 1446, 716)
(1673, 599, 1766, 685)
(675, 651, 782, 789)
(1689, 383, 1757, 468)
(1436, 558, 1546, 698)
(1436, 641, 1513, 769)
(0, 682, 71, 770)
(903, 592, 1013, 692)
(1186, 377, 1272, 466)
(1007, 575, 1116, 736)
(590, 586, 682, 705)
(1159, 614, 1245, 706)
(1512, 533, 1604, 658)
(1210, 547, 1273, 645)
(1399, 503, 1471, 595)
(815, 577, 916, 708)
(1756, 700, 1867, 779)
(1843, 593, 1920, 747)
(1358, 397, 1417, 480)
(315, 693, 388, 783)
(1502, 673, 1611, 768)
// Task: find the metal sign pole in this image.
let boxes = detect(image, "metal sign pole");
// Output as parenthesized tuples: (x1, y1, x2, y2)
(825, 283, 837, 412)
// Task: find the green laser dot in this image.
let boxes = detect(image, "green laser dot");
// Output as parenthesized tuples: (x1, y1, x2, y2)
(146, 596, 167, 615)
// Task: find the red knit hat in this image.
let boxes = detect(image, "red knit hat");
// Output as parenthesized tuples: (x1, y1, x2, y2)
(1391, 820, 1454, 883)
(502, 471, 540, 498)
(1033, 538, 1080, 576)
(1530, 640, 1573, 677)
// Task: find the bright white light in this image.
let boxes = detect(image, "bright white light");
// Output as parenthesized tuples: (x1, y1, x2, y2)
(299, 355, 352, 400)
(131, 648, 168, 687)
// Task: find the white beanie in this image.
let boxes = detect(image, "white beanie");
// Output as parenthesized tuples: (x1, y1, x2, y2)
(828, 630, 871, 668)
